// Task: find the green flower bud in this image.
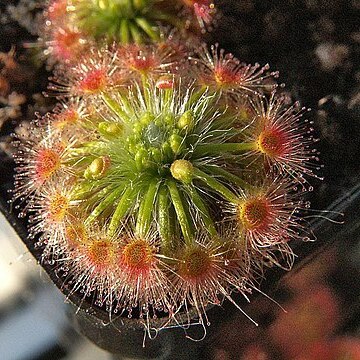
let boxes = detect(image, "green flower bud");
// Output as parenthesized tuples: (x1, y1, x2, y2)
(170, 159, 194, 184)
(98, 122, 123, 138)
(140, 112, 155, 125)
(169, 133, 183, 154)
(135, 148, 148, 170)
(84, 156, 111, 179)
(163, 113, 175, 126)
(150, 147, 162, 163)
(178, 110, 194, 132)
(133, 122, 143, 135)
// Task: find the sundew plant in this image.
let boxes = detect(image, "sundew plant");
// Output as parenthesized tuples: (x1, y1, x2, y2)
(12, 0, 320, 336)
(42, 0, 215, 63)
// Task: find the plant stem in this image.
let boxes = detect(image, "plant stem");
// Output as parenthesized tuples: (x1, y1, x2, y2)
(193, 168, 238, 203)
(129, 21, 142, 43)
(157, 184, 173, 251)
(135, 17, 159, 41)
(166, 179, 193, 246)
(108, 186, 137, 236)
(141, 74, 150, 108)
(120, 19, 130, 43)
(101, 94, 128, 121)
(135, 180, 159, 237)
(202, 165, 253, 190)
(163, 88, 173, 111)
(186, 186, 217, 237)
(193, 142, 257, 157)
(85, 186, 124, 225)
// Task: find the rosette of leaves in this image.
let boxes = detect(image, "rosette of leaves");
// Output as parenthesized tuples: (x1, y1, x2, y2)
(43, 0, 216, 64)
(12, 44, 318, 331)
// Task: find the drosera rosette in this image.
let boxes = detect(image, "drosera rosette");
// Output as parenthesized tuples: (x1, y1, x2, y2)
(48, 40, 189, 100)
(241, 93, 323, 182)
(224, 176, 314, 271)
(58, 224, 176, 321)
(171, 234, 258, 334)
(39, 0, 90, 65)
(48, 45, 122, 97)
(192, 91, 322, 186)
(11, 95, 98, 209)
(11, 119, 78, 207)
(113, 229, 176, 321)
(189, 43, 279, 96)
(12, 40, 320, 336)
(41, 0, 216, 65)
(116, 42, 182, 81)
(45, 26, 88, 65)
(26, 178, 82, 262)
(49, 98, 89, 132)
